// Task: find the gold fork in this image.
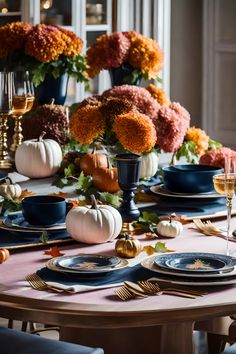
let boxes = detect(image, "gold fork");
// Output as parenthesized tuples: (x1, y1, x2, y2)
(138, 280, 206, 298)
(26, 273, 64, 293)
(193, 219, 220, 236)
(116, 286, 135, 301)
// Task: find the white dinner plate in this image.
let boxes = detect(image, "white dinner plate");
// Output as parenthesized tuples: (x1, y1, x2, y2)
(141, 256, 236, 286)
(150, 184, 225, 199)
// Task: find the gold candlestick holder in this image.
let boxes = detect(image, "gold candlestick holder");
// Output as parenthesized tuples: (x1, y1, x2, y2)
(0, 113, 13, 169)
(10, 115, 23, 152)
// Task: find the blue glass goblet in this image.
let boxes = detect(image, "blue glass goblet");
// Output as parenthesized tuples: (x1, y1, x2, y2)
(116, 153, 141, 233)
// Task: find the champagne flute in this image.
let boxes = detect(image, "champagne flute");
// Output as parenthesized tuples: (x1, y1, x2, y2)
(213, 155, 236, 255)
(0, 71, 13, 169)
(10, 70, 35, 152)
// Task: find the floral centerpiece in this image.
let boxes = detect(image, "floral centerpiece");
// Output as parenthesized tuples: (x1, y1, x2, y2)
(86, 31, 164, 84)
(0, 22, 88, 87)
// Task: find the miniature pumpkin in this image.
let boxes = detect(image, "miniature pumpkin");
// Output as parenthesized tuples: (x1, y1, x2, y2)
(0, 177, 22, 199)
(156, 216, 183, 238)
(0, 248, 10, 264)
(65, 194, 122, 244)
(115, 234, 142, 258)
(139, 151, 159, 179)
(15, 132, 62, 178)
(79, 153, 108, 176)
(92, 166, 119, 193)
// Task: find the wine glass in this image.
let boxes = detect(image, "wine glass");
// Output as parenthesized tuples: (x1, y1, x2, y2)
(213, 155, 236, 255)
(0, 71, 13, 169)
(10, 70, 35, 152)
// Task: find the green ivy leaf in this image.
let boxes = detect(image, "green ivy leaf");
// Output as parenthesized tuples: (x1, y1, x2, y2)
(154, 242, 172, 253)
(1, 197, 21, 216)
(176, 141, 199, 164)
(139, 211, 160, 224)
(64, 163, 76, 178)
(208, 138, 222, 150)
(75, 171, 93, 193)
(40, 231, 49, 244)
(98, 192, 122, 208)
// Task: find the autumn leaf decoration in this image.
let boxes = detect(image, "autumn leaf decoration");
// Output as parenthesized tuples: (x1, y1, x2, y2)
(143, 241, 174, 256)
(44, 246, 65, 258)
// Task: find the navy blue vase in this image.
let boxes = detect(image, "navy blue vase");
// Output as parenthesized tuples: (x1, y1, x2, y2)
(34, 73, 69, 105)
(116, 153, 142, 222)
(109, 63, 141, 86)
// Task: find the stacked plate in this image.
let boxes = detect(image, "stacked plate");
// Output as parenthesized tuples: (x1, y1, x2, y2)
(141, 252, 236, 286)
(47, 254, 129, 279)
(1, 212, 66, 234)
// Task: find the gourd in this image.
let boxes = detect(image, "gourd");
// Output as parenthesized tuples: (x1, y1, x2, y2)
(0, 177, 22, 199)
(156, 216, 183, 238)
(65, 194, 122, 244)
(92, 166, 119, 193)
(0, 248, 10, 264)
(139, 151, 159, 179)
(115, 234, 142, 258)
(15, 132, 62, 178)
(79, 153, 108, 176)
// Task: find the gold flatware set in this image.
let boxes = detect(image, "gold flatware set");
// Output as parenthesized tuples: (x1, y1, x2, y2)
(26, 273, 64, 293)
(193, 219, 223, 236)
(115, 280, 207, 301)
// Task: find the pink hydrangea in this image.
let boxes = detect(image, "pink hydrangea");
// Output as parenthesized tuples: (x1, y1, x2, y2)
(155, 102, 190, 152)
(199, 147, 236, 169)
(102, 85, 160, 121)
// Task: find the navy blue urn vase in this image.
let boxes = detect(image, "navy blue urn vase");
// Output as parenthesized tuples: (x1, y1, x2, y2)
(109, 63, 141, 86)
(34, 73, 69, 105)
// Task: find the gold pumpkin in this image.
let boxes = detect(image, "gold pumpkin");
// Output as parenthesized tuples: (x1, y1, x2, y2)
(115, 235, 142, 258)
(0, 248, 10, 264)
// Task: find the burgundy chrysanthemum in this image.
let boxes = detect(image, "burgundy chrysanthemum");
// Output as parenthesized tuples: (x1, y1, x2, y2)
(102, 85, 160, 121)
(155, 102, 190, 152)
(199, 147, 236, 169)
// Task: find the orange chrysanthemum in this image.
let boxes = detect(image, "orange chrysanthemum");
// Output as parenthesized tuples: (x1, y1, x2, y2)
(113, 112, 157, 153)
(70, 105, 106, 144)
(25, 24, 65, 63)
(185, 127, 209, 155)
(0, 21, 32, 58)
(128, 33, 164, 79)
(146, 84, 170, 106)
(59, 27, 83, 57)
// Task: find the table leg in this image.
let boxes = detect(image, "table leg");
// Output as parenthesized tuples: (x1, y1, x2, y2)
(60, 322, 195, 354)
(160, 322, 195, 354)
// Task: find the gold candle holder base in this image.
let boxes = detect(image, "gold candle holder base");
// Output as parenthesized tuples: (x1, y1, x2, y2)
(0, 113, 12, 169)
(120, 222, 134, 235)
(10, 115, 23, 152)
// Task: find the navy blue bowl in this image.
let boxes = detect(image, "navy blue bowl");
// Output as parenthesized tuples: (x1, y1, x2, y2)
(162, 164, 224, 194)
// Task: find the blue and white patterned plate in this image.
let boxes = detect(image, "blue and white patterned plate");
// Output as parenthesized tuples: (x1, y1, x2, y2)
(56, 254, 121, 272)
(154, 252, 236, 274)
(4, 212, 66, 231)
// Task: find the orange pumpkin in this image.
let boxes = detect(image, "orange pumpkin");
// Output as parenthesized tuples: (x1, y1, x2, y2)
(79, 153, 108, 176)
(92, 166, 119, 193)
(0, 248, 10, 264)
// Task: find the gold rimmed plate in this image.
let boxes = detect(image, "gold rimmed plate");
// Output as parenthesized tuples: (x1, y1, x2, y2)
(150, 184, 225, 199)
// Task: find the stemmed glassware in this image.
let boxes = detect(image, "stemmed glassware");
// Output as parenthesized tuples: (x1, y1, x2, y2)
(10, 70, 35, 152)
(0, 71, 13, 169)
(213, 155, 236, 255)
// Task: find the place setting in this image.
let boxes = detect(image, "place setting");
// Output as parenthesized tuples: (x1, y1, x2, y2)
(141, 252, 236, 287)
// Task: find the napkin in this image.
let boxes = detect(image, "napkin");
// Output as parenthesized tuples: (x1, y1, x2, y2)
(36, 260, 156, 294)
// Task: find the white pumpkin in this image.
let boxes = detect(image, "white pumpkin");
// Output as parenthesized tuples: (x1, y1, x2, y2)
(139, 151, 158, 179)
(156, 217, 183, 238)
(0, 177, 22, 199)
(66, 195, 122, 244)
(15, 132, 62, 178)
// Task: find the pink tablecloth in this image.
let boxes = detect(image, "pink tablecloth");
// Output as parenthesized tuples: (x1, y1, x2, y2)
(1, 218, 236, 312)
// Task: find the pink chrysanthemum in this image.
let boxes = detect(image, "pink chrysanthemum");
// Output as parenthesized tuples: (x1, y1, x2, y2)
(25, 24, 65, 63)
(86, 32, 130, 78)
(199, 147, 236, 169)
(102, 85, 160, 122)
(155, 102, 191, 152)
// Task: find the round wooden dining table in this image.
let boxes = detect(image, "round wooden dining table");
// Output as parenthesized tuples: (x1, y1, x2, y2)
(1, 175, 236, 354)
